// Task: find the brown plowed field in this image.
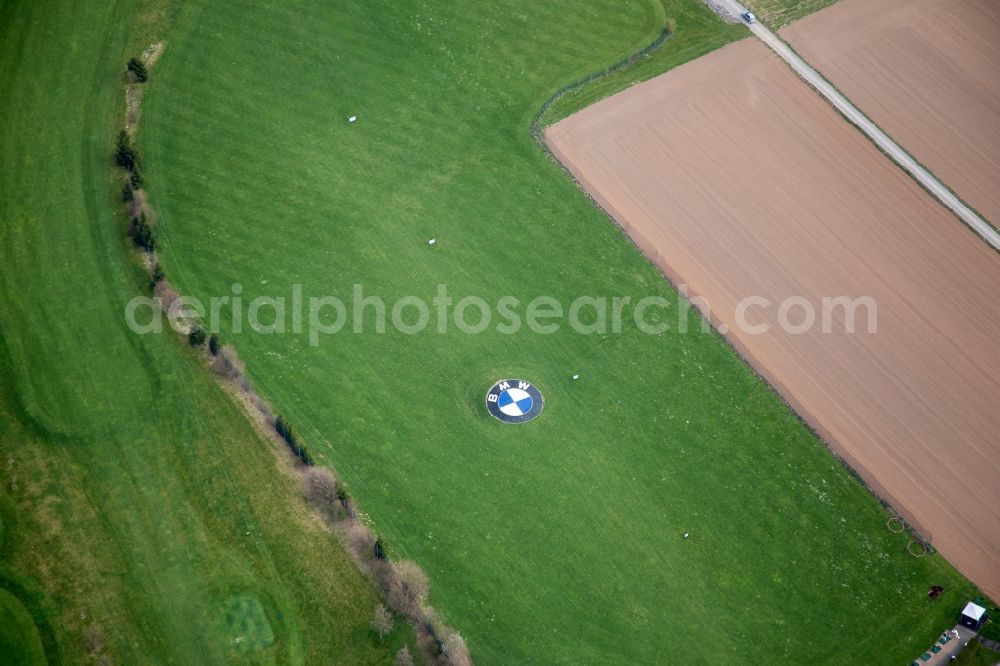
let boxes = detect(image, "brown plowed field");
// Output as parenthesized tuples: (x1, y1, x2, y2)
(547, 38, 1000, 600)
(782, 0, 1000, 225)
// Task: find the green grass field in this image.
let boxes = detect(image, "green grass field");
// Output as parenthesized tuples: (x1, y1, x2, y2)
(138, 0, 979, 663)
(0, 0, 412, 662)
(0, 588, 46, 666)
(953, 641, 1000, 666)
(542, 0, 745, 124)
(743, 0, 840, 28)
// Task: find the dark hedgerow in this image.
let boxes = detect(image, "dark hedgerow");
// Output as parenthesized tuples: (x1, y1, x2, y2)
(129, 167, 143, 189)
(276, 414, 293, 443)
(115, 129, 143, 189)
(150, 262, 164, 289)
(115, 130, 139, 171)
(127, 57, 148, 82)
(129, 213, 154, 251)
(275, 414, 313, 466)
(336, 484, 350, 509)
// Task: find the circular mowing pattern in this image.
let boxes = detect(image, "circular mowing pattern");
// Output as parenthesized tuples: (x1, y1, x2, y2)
(486, 379, 544, 424)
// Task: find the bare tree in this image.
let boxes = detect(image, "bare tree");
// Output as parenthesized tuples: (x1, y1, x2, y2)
(212, 345, 246, 382)
(441, 631, 472, 666)
(125, 186, 145, 220)
(371, 603, 393, 641)
(153, 279, 180, 314)
(341, 521, 376, 561)
(394, 646, 414, 666)
(385, 560, 429, 621)
(303, 467, 337, 513)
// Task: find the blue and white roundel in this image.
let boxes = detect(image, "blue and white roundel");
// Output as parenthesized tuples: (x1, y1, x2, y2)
(498, 387, 533, 417)
(486, 379, 544, 423)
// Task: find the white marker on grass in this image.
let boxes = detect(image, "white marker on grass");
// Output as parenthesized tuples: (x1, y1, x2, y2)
(428, 238, 437, 246)
(572, 374, 579, 380)
(349, 115, 357, 123)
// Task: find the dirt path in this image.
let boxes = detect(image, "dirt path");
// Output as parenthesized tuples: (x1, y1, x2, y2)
(547, 38, 1000, 601)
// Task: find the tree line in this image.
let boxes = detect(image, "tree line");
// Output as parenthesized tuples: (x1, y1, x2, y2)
(113, 51, 472, 665)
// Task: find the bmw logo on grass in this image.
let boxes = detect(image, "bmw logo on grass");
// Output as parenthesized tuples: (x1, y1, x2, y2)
(486, 379, 544, 424)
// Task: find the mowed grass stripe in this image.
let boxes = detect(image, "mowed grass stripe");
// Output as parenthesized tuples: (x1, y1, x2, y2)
(0, 588, 46, 666)
(0, 1, 152, 439)
(0, 0, 415, 662)
(143, 0, 976, 663)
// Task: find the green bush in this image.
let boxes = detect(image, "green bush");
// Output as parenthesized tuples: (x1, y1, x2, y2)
(115, 130, 143, 189)
(114, 130, 139, 171)
(275, 415, 293, 443)
(130, 213, 154, 251)
(275, 415, 313, 466)
(188, 326, 206, 347)
(208, 334, 220, 356)
(335, 484, 352, 514)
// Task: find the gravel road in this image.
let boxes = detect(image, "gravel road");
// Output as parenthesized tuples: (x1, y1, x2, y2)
(706, 0, 1000, 250)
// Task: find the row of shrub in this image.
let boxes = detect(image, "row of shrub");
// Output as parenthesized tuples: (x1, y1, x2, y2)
(117, 127, 155, 258)
(117, 56, 156, 259)
(116, 130, 144, 189)
(115, 52, 471, 666)
(210, 346, 470, 662)
(302, 466, 472, 665)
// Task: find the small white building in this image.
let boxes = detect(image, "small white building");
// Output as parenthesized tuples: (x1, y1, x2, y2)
(960, 601, 988, 630)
